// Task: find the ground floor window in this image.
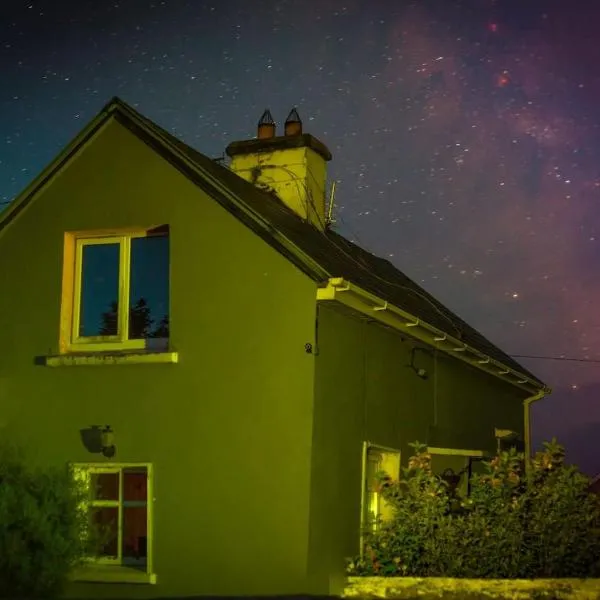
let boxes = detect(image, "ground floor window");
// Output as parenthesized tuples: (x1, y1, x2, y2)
(72, 463, 153, 571)
(362, 443, 401, 532)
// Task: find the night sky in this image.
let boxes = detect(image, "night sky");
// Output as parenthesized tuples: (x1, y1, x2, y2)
(2, 0, 600, 474)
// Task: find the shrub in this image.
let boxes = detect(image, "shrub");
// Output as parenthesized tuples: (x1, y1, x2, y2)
(0, 442, 90, 598)
(347, 439, 600, 578)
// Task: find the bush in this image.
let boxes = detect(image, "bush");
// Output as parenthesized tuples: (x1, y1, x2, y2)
(347, 440, 600, 578)
(0, 442, 90, 598)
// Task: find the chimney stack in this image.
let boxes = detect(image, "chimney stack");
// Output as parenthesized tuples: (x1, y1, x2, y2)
(257, 109, 276, 139)
(226, 108, 332, 230)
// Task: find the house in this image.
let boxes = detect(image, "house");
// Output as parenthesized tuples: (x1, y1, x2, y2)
(0, 97, 550, 598)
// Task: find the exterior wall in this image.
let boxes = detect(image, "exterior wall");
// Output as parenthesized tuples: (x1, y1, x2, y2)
(0, 119, 318, 598)
(309, 304, 528, 595)
(432, 352, 525, 451)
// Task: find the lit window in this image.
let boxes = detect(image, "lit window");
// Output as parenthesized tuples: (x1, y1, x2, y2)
(73, 464, 153, 571)
(362, 444, 400, 532)
(63, 227, 169, 352)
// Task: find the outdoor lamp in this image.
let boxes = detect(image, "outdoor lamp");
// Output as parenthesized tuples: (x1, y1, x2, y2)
(101, 425, 116, 458)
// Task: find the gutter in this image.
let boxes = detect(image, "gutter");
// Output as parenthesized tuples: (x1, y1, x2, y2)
(524, 389, 548, 461)
(317, 277, 550, 396)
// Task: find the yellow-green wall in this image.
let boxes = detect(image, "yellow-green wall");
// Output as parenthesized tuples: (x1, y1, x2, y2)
(0, 119, 319, 598)
(0, 115, 532, 598)
(309, 304, 528, 594)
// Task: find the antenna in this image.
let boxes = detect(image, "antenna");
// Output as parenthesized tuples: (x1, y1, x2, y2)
(326, 181, 337, 226)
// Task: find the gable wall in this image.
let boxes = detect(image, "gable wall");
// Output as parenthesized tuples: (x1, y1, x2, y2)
(0, 118, 319, 597)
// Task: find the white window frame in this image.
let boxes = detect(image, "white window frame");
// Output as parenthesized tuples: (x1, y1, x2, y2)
(72, 462, 154, 575)
(66, 229, 169, 353)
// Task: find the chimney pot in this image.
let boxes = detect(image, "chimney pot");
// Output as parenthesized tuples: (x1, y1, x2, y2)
(257, 109, 276, 139)
(284, 108, 302, 136)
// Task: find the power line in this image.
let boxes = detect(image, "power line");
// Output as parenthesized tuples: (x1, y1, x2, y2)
(511, 354, 600, 364)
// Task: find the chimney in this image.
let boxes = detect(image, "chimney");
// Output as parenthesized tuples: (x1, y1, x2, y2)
(225, 108, 332, 230)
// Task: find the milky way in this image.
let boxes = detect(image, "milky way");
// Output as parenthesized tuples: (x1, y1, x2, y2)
(1, 0, 600, 472)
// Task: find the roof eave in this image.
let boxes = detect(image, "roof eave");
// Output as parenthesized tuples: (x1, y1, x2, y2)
(108, 103, 332, 283)
(317, 277, 550, 395)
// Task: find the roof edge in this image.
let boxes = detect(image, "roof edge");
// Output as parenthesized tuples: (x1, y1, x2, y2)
(0, 96, 331, 284)
(317, 277, 550, 393)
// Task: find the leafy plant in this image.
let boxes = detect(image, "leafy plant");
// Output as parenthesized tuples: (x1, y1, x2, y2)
(347, 439, 600, 579)
(0, 442, 92, 598)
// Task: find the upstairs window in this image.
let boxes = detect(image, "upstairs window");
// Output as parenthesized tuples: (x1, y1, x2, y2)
(62, 226, 169, 353)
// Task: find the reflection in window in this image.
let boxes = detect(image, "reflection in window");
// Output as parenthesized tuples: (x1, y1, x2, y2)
(129, 235, 170, 343)
(74, 465, 151, 570)
(79, 243, 120, 337)
(73, 229, 169, 348)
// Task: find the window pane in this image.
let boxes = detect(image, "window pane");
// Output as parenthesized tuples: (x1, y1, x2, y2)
(123, 506, 148, 565)
(365, 450, 382, 529)
(91, 506, 119, 558)
(123, 469, 147, 502)
(91, 472, 119, 501)
(366, 451, 382, 491)
(79, 243, 120, 337)
(128, 235, 169, 344)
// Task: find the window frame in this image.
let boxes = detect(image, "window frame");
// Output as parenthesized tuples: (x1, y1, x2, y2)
(61, 228, 169, 354)
(71, 462, 154, 574)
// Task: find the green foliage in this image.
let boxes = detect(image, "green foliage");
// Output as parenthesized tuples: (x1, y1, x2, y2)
(0, 443, 90, 598)
(347, 439, 600, 579)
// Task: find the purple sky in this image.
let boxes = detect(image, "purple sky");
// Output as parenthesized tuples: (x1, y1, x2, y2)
(2, 0, 600, 473)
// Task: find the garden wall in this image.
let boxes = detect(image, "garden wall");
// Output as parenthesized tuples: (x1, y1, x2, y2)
(344, 576, 600, 599)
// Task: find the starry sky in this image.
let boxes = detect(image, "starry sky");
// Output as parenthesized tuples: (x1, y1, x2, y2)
(2, 0, 600, 474)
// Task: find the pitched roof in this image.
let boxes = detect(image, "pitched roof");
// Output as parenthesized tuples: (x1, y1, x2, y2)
(0, 97, 546, 389)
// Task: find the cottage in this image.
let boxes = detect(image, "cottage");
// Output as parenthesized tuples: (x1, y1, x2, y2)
(0, 98, 549, 598)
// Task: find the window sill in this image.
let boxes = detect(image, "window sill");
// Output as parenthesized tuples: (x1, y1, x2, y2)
(43, 351, 178, 367)
(70, 564, 157, 585)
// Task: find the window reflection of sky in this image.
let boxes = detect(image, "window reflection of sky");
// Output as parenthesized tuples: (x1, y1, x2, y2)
(130, 235, 169, 330)
(80, 243, 119, 337)
(79, 236, 169, 339)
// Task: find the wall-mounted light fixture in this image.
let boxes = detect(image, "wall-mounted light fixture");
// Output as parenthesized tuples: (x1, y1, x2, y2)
(101, 425, 116, 458)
